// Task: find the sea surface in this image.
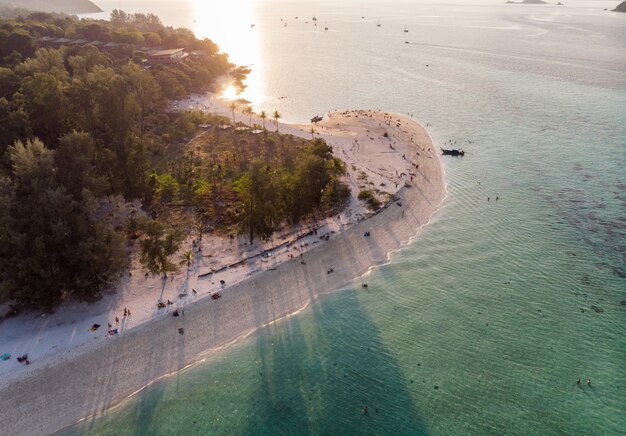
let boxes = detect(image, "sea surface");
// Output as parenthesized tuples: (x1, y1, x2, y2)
(67, 0, 625, 434)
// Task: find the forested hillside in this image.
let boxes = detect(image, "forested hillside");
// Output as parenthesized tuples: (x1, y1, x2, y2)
(1, 0, 102, 14)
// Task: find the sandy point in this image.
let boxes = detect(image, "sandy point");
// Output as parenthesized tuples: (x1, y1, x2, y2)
(0, 107, 446, 436)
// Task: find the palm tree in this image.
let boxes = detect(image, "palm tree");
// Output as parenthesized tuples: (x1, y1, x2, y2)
(180, 250, 193, 270)
(179, 249, 194, 291)
(259, 110, 267, 130)
(242, 106, 253, 126)
(229, 101, 237, 124)
(273, 110, 281, 132)
(310, 127, 316, 139)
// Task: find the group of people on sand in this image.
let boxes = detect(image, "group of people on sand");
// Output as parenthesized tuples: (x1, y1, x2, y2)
(157, 300, 175, 309)
(106, 307, 131, 333)
(0, 353, 30, 365)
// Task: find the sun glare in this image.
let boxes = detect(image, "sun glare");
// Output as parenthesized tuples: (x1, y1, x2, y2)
(221, 83, 239, 101)
(192, 0, 264, 106)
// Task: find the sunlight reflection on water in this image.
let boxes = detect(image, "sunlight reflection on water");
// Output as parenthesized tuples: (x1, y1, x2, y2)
(192, 0, 265, 107)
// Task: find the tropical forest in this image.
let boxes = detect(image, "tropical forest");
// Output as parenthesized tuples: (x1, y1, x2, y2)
(0, 10, 349, 311)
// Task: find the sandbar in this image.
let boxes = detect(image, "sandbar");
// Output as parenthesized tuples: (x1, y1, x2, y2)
(0, 109, 445, 435)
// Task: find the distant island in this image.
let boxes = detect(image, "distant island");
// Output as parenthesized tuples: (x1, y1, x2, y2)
(613, 1, 626, 12)
(506, 0, 547, 4)
(1, 0, 102, 14)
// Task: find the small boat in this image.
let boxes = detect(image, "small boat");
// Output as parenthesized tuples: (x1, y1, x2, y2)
(311, 114, 323, 123)
(441, 148, 465, 156)
(404, 24, 409, 33)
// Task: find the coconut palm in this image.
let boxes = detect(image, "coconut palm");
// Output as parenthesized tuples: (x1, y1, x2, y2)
(259, 110, 267, 130)
(229, 101, 237, 124)
(179, 249, 194, 292)
(273, 110, 281, 132)
(180, 250, 193, 272)
(242, 106, 253, 126)
(310, 127, 316, 139)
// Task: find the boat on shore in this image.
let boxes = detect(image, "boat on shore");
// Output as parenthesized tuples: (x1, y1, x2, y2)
(441, 148, 465, 156)
(311, 114, 323, 123)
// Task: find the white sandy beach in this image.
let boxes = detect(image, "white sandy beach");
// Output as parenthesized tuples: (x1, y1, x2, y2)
(0, 103, 445, 435)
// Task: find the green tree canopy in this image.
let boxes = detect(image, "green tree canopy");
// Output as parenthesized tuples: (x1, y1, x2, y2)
(0, 67, 20, 99)
(137, 218, 184, 276)
(234, 162, 281, 243)
(0, 138, 127, 310)
(16, 71, 68, 146)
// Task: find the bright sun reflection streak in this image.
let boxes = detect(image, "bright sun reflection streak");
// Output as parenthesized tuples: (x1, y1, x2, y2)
(221, 83, 239, 100)
(192, 0, 264, 106)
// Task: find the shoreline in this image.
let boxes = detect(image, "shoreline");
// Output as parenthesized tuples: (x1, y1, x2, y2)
(0, 110, 446, 435)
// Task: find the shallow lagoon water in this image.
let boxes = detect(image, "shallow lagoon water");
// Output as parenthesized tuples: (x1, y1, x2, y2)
(66, 1, 625, 434)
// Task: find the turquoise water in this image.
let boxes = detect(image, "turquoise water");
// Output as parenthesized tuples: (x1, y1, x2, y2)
(66, 1, 625, 434)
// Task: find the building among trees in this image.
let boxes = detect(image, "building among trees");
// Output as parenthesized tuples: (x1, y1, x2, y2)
(148, 48, 186, 65)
